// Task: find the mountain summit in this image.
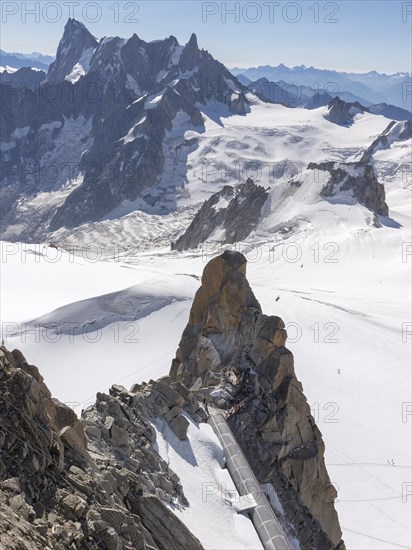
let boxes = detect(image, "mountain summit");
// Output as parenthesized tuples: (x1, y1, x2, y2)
(46, 18, 98, 82)
(1, 19, 249, 236)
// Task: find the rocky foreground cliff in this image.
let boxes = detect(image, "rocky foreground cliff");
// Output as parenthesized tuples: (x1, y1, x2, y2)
(0, 251, 344, 549)
(0, 347, 204, 550)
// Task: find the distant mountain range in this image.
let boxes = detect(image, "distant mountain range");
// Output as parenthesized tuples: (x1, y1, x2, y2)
(245, 77, 412, 121)
(231, 64, 412, 110)
(0, 50, 54, 71)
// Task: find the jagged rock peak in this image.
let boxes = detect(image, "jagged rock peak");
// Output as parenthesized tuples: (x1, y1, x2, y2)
(308, 160, 388, 217)
(46, 18, 98, 82)
(170, 251, 345, 549)
(125, 32, 144, 46)
(186, 32, 199, 50)
(65, 17, 93, 33)
(179, 32, 201, 71)
(58, 17, 98, 47)
(199, 249, 250, 301)
(325, 96, 366, 125)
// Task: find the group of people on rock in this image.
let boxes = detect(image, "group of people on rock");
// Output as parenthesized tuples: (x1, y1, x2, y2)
(222, 366, 256, 416)
(199, 365, 257, 419)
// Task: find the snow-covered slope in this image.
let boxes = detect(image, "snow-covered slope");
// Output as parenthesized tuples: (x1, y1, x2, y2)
(154, 418, 265, 550)
(163, 97, 390, 208)
(1, 97, 391, 249)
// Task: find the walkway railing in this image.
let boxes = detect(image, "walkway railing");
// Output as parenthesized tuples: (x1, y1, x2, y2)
(207, 414, 293, 550)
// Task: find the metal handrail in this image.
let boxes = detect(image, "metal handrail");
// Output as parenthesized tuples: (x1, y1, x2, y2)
(208, 413, 293, 550)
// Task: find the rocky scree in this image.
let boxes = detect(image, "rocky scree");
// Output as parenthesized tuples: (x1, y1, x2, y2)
(0, 346, 203, 550)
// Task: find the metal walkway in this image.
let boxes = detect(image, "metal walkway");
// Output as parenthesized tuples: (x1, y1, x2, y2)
(208, 414, 293, 550)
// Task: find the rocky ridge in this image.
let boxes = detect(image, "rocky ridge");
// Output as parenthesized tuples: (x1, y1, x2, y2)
(307, 161, 389, 218)
(360, 119, 412, 163)
(171, 178, 269, 251)
(324, 96, 366, 125)
(0, 347, 204, 549)
(0, 67, 46, 87)
(245, 80, 412, 120)
(0, 251, 345, 549)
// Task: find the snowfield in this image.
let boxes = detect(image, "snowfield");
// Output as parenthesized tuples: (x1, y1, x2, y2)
(0, 97, 392, 245)
(1, 100, 411, 549)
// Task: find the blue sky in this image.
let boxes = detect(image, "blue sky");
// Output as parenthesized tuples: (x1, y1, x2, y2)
(1, 1, 411, 73)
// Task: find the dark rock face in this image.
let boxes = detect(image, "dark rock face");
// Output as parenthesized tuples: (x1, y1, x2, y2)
(46, 18, 98, 83)
(0, 347, 204, 550)
(360, 120, 412, 163)
(171, 179, 269, 251)
(325, 96, 366, 125)
(308, 161, 389, 217)
(169, 251, 345, 549)
(1, 20, 249, 238)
